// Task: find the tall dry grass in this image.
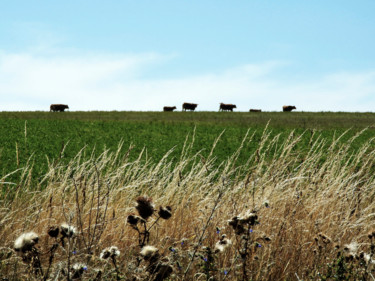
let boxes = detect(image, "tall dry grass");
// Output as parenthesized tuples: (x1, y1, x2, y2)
(1, 128, 375, 280)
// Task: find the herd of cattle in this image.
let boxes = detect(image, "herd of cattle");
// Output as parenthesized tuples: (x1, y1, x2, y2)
(50, 103, 297, 112)
(168, 103, 297, 112)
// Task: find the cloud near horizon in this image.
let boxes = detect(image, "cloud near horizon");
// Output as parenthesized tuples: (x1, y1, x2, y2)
(1, 50, 375, 112)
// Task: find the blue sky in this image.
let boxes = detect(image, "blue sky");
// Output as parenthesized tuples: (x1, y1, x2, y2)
(1, 1, 375, 111)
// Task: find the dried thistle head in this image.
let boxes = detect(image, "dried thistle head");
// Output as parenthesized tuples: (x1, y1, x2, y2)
(228, 216, 246, 235)
(136, 196, 155, 220)
(158, 206, 172, 220)
(239, 210, 258, 226)
(100, 246, 120, 260)
(127, 214, 143, 226)
(214, 234, 232, 253)
(47, 226, 60, 238)
(14, 232, 39, 252)
(140, 245, 159, 262)
(72, 263, 87, 279)
(60, 223, 76, 238)
(344, 241, 359, 259)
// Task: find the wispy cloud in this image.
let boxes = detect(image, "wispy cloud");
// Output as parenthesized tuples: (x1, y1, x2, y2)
(1, 49, 375, 112)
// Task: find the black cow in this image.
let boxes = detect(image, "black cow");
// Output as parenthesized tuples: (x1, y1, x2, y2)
(219, 103, 237, 112)
(282, 105, 296, 112)
(250, 109, 262, 112)
(182, 103, 198, 111)
(163, 106, 177, 112)
(50, 104, 69, 112)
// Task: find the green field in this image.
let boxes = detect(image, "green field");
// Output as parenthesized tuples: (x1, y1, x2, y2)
(1, 111, 375, 186)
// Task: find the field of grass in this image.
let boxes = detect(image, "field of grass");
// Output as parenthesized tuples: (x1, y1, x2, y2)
(1, 111, 375, 187)
(1, 111, 375, 280)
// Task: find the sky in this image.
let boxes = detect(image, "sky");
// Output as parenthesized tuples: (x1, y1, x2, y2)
(1, 1, 375, 112)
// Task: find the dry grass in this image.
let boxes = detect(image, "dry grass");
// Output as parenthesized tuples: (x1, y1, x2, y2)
(1, 129, 375, 280)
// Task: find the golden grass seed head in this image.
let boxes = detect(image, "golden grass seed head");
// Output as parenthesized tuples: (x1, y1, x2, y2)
(47, 226, 60, 238)
(14, 232, 39, 252)
(158, 206, 172, 220)
(135, 196, 155, 220)
(60, 223, 76, 238)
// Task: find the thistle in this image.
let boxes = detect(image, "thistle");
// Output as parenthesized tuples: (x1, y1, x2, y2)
(14, 232, 39, 253)
(71, 263, 87, 279)
(60, 223, 77, 238)
(47, 226, 60, 238)
(214, 234, 232, 253)
(140, 245, 159, 262)
(158, 206, 172, 220)
(136, 196, 155, 220)
(100, 246, 121, 260)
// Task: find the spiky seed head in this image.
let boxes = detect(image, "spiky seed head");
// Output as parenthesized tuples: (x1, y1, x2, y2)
(158, 206, 172, 220)
(140, 245, 159, 261)
(48, 226, 60, 238)
(135, 196, 155, 220)
(100, 246, 120, 260)
(14, 232, 39, 252)
(60, 223, 76, 238)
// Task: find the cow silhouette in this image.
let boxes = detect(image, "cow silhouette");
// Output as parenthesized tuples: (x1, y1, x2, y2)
(50, 104, 69, 112)
(282, 105, 296, 112)
(219, 103, 237, 112)
(182, 103, 198, 111)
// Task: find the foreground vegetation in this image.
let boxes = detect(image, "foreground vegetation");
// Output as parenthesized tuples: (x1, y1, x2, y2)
(1, 124, 375, 279)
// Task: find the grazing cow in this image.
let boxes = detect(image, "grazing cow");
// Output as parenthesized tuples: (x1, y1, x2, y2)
(182, 102, 198, 111)
(282, 105, 296, 112)
(50, 104, 69, 112)
(219, 103, 237, 112)
(163, 106, 177, 112)
(250, 109, 262, 112)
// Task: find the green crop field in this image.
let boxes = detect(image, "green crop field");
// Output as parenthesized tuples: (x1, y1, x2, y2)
(1, 111, 375, 187)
